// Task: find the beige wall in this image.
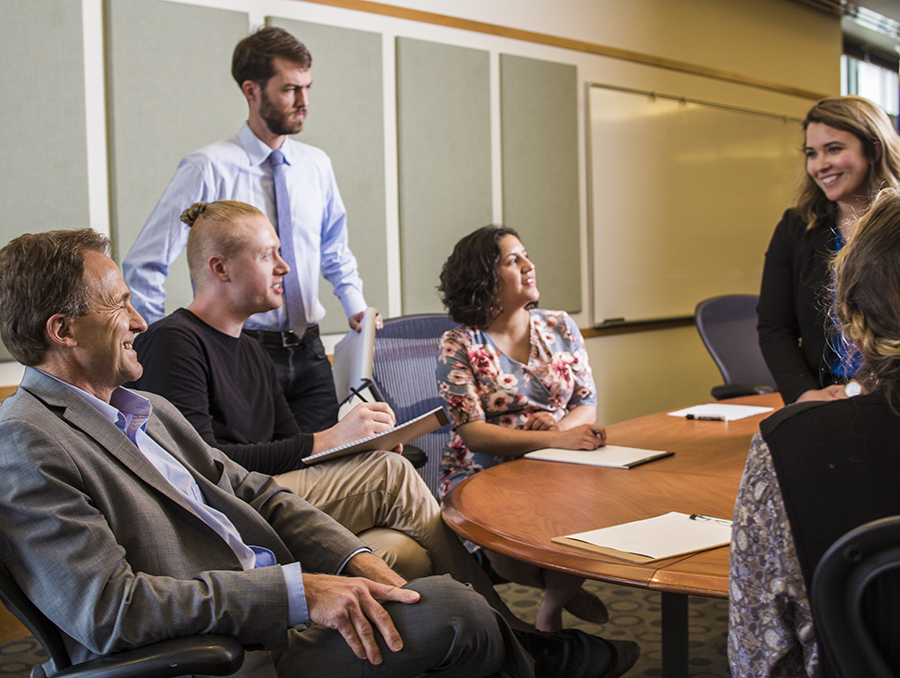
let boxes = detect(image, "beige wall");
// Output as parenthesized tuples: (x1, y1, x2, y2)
(379, 0, 839, 95)
(586, 327, 724, 425)
(360, 0, 840, 424)
(0, 0, 841, 425)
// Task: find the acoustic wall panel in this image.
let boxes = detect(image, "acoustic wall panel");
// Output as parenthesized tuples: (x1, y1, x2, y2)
(269, 18, 387, 334)
(0, 0, 89, 361)
(396, 38, 492, 315)
(107, 0, 249, 313)
(500, 55, 581, 313)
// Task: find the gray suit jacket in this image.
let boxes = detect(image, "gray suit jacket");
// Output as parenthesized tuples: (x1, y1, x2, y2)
(0, 367, 365, 674)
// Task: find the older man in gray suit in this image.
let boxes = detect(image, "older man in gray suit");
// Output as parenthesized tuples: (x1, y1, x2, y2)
(0, 228, 638, 678)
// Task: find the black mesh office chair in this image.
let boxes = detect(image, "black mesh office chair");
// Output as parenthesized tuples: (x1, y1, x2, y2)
(811, 516, 900, 678)
(0, 560, 243, 678)
(694, 294, 777, 400)
(371, 314, 459, 498)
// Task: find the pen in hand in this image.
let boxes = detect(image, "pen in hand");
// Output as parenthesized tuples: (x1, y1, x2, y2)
(348, 386, 369, 403)
(590, 427, 608, 446)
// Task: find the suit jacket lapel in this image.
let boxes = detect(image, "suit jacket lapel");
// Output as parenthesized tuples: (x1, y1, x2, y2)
(20, 369, 206, 523)
(21, 368, 294, 564)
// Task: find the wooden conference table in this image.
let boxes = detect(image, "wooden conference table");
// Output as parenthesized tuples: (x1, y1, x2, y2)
(442, 393, 783, 678)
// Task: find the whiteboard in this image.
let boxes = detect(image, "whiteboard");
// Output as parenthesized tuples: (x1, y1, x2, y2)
(588, 84, 803, 325)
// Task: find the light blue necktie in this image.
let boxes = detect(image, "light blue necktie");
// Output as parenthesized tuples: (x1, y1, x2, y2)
(269, 150, 306, 335)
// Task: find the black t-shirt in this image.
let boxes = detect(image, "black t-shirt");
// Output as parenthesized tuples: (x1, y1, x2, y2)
(130, 308, 313, 474)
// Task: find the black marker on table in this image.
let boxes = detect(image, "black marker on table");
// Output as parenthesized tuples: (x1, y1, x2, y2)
(685, 414, 726, 421)
(689, 513, 732, 526)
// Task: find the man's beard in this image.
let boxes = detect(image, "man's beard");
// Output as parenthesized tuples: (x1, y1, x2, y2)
(260, 92, 305, 136)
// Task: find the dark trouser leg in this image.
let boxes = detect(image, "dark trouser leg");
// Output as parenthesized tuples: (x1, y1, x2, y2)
(263, 331, 340, 433)
(272, 576, 517, 678)
(269, 575, 621, 678)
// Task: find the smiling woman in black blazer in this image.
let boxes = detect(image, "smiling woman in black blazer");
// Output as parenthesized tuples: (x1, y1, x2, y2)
(757, 95, 900, 404)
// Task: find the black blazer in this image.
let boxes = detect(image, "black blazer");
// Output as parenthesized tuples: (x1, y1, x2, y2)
(757, 208, 842, 403)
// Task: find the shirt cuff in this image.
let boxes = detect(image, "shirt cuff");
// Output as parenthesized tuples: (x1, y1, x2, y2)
(339, 291, 368, 321)
(282, 562, 309, 626)
(283, 548, 371, 626)
(337, 547, 371, 575)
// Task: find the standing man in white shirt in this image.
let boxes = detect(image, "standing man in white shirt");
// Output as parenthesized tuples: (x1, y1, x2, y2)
(123, 25, 377, 433)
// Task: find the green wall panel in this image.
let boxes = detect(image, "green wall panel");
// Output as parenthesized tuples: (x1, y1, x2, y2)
(396, 38, 492, 315)
(0, 0, 89, 361)
(501, 54, 580, 313)
(107, 0, 249, 313)
(269, 17, 387, 334)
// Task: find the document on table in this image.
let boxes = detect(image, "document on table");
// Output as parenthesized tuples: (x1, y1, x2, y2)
(667, 403, 773, 421)
(524, 445, 673, 469)
(552, 511, 732, 563)
(303, 407, 449, 466)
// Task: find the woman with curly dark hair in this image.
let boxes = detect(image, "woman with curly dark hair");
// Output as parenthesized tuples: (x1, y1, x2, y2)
(436, 225, 609, 633)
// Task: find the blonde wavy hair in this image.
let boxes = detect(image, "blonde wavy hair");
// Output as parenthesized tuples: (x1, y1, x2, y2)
(797, 96, 900, 230)
(834, 186, 900, 410)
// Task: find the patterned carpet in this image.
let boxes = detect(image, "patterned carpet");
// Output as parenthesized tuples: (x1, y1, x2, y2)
(497, 578, 732, 677)
(0, 636, 46, 678)
(0, 579, 731, 677)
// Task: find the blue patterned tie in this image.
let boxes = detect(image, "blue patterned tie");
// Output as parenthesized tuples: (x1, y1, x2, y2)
(269, 150, 306, 335)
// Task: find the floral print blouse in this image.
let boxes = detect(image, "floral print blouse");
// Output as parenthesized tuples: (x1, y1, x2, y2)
(728, 431, 820, 678)
(436, 309, 596, 498)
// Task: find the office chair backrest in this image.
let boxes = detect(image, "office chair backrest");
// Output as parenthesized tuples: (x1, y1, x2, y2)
(812, 516, 900, 678)
(0, 556, 244, 678)
(371, 314, 459, 498)
(695, 294, 777, 399)
(0, 559, 71, 674)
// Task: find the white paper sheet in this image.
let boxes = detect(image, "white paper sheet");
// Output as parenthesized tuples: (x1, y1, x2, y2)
(524, 445, 672, 469)
(667, 403, 773, 421)
(562, 511, 732, 560)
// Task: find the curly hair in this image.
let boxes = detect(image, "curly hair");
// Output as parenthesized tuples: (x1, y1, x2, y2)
(438, 225, 521, 328)
(797, 96, 900, 230)
(834, 186, 900, 412)
(0, 229, 109, 366)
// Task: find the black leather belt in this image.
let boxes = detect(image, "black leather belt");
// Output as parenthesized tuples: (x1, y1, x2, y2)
(243, 324, 319, 348)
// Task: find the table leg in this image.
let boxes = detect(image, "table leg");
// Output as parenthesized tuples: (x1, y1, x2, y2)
(661, 592, 689, 678)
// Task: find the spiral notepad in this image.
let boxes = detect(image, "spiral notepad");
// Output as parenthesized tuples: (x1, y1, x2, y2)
(303, 407, 449, 466)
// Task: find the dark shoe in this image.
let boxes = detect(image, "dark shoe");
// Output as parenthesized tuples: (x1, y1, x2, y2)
(513, 629, 639, 678)
(564, 587, 609, 625)
(605, 639, 640, 678)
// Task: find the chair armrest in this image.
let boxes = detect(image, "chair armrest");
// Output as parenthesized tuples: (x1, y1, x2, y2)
(47, 635, 244, 678)
(710, 384, 775, 401)
(401, 445, 428, 469)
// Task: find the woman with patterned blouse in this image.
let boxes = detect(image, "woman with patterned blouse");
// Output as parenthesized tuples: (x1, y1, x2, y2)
(436, 225, 610, 633)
